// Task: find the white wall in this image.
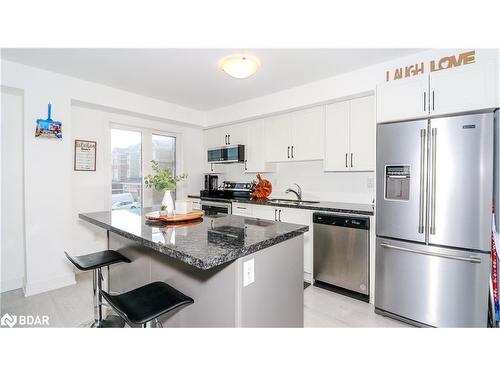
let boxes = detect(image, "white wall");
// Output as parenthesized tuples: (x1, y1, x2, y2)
(1, 59, 206, 296)
(1, 87, 25, 292)
(71, 103, 204, 257)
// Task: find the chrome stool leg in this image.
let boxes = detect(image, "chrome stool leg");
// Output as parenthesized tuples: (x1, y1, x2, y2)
(91, 267, 125, 328)
(142, 319, 162, 328)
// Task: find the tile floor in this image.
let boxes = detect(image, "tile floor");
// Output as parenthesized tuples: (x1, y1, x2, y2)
(1, 273, 410, 328)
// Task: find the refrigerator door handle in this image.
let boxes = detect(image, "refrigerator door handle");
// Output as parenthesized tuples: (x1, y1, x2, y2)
(379, 243, 482, 263)
(418, 128, 426, 233)
(430, 128, 437, 235)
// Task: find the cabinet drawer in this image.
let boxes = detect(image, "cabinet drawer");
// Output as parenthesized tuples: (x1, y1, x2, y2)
(232, 203, 253, 217)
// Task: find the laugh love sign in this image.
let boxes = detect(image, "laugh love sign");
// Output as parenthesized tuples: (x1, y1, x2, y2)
(385, 50, 476, 82)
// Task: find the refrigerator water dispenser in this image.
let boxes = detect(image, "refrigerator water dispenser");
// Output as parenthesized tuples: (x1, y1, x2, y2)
(385, 165, 410, 201)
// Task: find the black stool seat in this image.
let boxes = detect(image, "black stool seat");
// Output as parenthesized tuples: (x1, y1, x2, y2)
(100, 281, 194, 325)
(64, 250, 130, 271)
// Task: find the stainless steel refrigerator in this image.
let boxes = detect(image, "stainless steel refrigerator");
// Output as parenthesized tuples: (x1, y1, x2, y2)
(375, 111, 496, 327)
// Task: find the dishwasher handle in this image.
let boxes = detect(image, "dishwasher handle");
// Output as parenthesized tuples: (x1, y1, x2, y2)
(313, 213, 369, 230)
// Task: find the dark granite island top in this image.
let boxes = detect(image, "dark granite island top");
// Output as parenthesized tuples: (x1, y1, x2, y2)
(79, 209, 308, 271)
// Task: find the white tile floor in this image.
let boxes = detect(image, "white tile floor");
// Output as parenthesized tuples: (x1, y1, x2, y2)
(1, 273, 410, 328)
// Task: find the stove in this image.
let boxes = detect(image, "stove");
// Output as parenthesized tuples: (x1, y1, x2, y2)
(200, 181, 253, 200)
(200, 181, 253, 214)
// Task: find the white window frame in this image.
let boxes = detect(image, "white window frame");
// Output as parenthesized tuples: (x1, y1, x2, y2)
(107, 120, 183, 210)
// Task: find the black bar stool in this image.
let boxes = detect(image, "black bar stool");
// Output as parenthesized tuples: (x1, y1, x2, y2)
(100, 281, 194, 328)
(64, 250, 131, 328)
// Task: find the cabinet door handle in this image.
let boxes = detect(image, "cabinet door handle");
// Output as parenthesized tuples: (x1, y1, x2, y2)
(423, 91, 426, 112)
(228, 134, 231, 144)
(224, 135, 227, 145)
(278, 209, 282, 221)
(345, 153, 348, 168)
(210, 163, 213, 172)
(432, 90, 435, 111)
(287, 146, 290, 159)
(274, 209, 277, 221)
(291, 146, 294, 158)
(236, 206, 247, 210)
(244, 160, 247, 170)
(350, 153, 353, 168)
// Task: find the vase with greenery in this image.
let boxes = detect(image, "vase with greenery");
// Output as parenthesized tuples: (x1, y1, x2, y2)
(144, 160, 187, 216)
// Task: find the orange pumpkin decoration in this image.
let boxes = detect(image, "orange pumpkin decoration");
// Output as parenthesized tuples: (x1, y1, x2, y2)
(250, 174, 272, 200)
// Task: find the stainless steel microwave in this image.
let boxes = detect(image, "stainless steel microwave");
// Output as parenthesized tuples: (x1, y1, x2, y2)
(207, 145, 245, 163)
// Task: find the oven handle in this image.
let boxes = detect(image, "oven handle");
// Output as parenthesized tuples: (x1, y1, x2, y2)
(201, 200, 232, 209)
(380, 243, 481, 263)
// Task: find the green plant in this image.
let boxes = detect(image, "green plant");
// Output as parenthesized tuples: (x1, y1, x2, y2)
(144, 160, 187, 192)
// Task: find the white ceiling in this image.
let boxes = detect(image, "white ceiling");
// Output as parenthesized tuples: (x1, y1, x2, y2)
(1, 48, 423, 111)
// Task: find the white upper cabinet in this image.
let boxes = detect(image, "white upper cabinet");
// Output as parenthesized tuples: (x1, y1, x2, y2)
(429, 62, 498, 116)
(265, 106, 324, 163)
(205, 126, 227, 148)
(376, 74, 429, 123)
(205, 124, 247, 148)
(324, 96, 375, 172)
(324, 100, 350, 171)
(377, 61, 498, 123)
(265, 113, 293, 162)
(244, 119, 275, 173)
(291, 106, 325, 161)
(349, 96, 375, 171)
(224, 123, 247, 146)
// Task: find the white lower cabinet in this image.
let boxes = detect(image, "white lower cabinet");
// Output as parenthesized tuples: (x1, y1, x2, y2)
(251, 205, 277, 221)
(188, 198, 201, 210)
(232, 202, 313, 281)
(231, 203, 253, 217)
(279, 207, 313, 282)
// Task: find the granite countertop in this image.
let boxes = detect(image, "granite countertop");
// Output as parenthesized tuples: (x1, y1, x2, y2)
(188, 195, 374, 216)
(79, 209, 308, 271)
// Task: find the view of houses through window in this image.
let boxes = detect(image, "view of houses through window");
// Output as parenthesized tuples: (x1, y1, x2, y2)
(111, 128, 176, 210)
(111, 128, 142, 210)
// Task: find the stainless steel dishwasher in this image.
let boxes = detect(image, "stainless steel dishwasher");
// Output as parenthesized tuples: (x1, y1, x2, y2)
(313, 212, 370, 301)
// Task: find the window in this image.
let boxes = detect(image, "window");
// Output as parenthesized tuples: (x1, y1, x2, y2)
(151, 134, 176, 206)
(110, 126, 178, 210)
(111, 129, 142, 210)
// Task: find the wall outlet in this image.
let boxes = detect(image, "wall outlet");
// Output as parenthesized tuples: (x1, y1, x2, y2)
(243, 259, 255, 286)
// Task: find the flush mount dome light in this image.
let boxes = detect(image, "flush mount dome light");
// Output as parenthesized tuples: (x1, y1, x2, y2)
(219, 54, 260, 79)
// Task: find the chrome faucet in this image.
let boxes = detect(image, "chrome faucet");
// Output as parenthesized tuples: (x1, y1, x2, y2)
(285, 183, 302, 201)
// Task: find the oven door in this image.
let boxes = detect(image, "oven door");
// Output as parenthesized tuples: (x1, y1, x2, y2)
(201, 200, 231, 215)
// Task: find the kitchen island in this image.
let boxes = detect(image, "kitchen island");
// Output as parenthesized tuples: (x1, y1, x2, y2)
(79, 209, 308, 327)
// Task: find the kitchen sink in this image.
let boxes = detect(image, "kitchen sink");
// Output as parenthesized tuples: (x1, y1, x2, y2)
(268, 199, 320, 205)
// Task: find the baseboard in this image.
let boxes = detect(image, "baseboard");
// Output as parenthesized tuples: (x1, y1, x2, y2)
(1, 276, 25, 293)
(303, 272, 313, 283)
(24, 273, 76, 296)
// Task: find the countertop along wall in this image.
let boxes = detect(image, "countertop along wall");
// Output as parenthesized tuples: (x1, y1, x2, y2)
(1, 59, 206, 296)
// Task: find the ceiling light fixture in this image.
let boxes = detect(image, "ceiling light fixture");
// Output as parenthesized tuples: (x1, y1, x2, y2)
(219, 54, 260, 79)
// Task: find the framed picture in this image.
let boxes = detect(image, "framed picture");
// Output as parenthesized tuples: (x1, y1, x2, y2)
(35, 103, 62, 139)
(74, 140, 97, 171)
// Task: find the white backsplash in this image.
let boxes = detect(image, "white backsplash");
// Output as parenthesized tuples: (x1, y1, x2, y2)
(221, 160, 374, 204)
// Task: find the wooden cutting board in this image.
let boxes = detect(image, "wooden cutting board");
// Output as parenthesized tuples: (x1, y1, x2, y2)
(145, 210, 204, 223)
